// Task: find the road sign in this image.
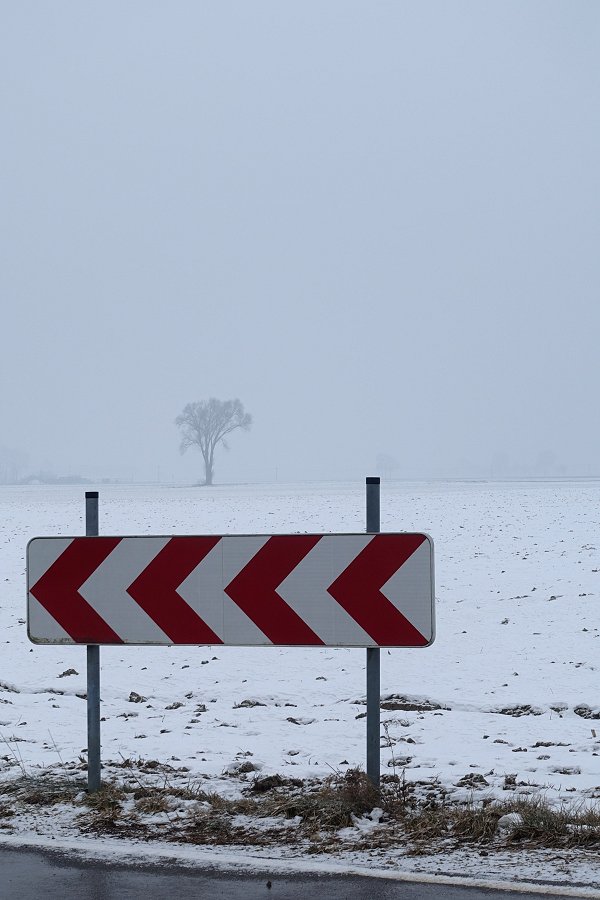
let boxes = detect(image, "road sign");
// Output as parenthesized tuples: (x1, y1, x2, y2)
(27, 533, 434, 647)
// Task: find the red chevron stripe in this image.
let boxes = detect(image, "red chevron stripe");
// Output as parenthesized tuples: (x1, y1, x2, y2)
(224, 535, 325, 645)
(327, 534, 428, 646)
(127, 536, 223, 644)
(29, 538, 123, 643)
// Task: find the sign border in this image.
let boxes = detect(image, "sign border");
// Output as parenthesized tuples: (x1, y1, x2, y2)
(27, 533, 435, 648)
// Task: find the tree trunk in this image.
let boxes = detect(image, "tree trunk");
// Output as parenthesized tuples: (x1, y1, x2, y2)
(201, 448, 214, 486)
(204, 449, 214, 485)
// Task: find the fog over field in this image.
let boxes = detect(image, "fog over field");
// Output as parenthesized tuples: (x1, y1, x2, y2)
(2, 2, 600, 484)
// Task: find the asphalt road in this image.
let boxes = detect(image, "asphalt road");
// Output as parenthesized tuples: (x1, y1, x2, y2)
(0, 846, 583, 900)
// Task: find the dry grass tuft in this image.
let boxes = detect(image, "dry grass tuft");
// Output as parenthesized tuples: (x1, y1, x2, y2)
(264, 767, 379, 835)
(508, 798, 600, 848)
(78, 782, 128, 832)
(82, 783, 126, 811)
(400, 795, 600, 851)
(0, 775, 85, 807)
(135, 793, 173, 815)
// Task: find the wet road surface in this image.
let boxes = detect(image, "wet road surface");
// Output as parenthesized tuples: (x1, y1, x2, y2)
(0, 846, 581, 900)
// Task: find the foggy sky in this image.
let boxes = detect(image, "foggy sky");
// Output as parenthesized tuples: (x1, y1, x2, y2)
(2, 2, 599, 483)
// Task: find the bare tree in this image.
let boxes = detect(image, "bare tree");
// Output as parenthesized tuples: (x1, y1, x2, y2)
(175, 398, 252, 486)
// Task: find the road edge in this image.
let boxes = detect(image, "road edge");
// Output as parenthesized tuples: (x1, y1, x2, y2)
(0, 832, 598, 897)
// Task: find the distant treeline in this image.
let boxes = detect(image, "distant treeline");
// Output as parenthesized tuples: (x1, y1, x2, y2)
(19, 473, 93, 485)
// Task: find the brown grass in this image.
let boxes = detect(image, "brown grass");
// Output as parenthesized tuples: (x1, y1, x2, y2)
(400, 796, 600, 851)
(509, 798, 600, 848)
(135, 794, 173, 815)
(0, 775, 85, 807)
(2, 764, 600, 853)
(263, 768, 379, 835)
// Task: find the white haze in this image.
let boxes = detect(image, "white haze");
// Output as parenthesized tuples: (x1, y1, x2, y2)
(1, 2, 599, 483)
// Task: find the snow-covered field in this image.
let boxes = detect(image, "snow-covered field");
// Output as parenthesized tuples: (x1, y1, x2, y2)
(2, 479, 600, 888)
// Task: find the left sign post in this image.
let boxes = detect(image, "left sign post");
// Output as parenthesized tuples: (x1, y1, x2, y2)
(85, 492, 101, 792)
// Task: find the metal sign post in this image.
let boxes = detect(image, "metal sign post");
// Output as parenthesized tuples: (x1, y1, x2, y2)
(85, 491, 101, 792)
(366, 476, 381, 787)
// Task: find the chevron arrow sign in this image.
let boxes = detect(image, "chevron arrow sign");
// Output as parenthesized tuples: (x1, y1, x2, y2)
(27, 534, 434, 648)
